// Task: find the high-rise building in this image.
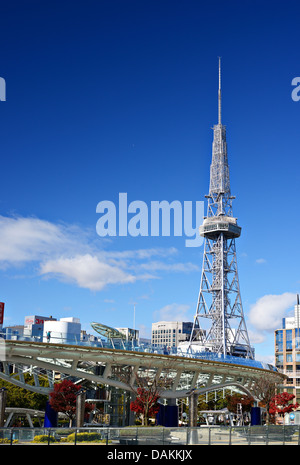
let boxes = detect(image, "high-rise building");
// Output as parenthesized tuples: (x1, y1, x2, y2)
(275, 296, 300, 403)
(152, 321, 197, 348)
(189, 59, 253, 359)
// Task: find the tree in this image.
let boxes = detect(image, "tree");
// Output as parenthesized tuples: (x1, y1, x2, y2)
(130, 387, 160, 425)
(128, 364, 174, 426)
(269, 392, 299, 424)
(49, 379, 92, 426)
(206, 391, 228, 411)
(226, 394, 254, 414)
(0, 374, 48, 411)
(250, 375, 277, 424)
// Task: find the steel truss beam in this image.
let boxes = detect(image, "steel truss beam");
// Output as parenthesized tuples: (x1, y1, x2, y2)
(0, 340, 284, 400)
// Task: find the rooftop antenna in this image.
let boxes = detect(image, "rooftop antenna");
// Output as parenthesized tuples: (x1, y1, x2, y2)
(218, 57, 222, 125)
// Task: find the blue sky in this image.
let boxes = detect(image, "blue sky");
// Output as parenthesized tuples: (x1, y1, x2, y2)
(0, 0, 300, 363)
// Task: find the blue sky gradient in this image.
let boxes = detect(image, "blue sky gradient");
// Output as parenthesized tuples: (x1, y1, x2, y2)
(1, 0, 300, 363)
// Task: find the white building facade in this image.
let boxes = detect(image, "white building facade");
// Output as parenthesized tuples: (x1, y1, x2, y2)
(43, 317, 81, 344)
(151, 321, 195, 348)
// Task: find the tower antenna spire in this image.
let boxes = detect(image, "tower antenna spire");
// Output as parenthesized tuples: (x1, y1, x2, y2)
(218, 56, 222, 125)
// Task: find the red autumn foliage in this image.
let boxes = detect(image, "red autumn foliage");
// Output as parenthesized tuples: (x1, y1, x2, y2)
(49, 379, 93, 422)
(269, 392, 299, 418)
(130, 387, 160, 424)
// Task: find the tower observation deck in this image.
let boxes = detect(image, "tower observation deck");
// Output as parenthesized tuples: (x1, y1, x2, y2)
(189, 59, 254, 359)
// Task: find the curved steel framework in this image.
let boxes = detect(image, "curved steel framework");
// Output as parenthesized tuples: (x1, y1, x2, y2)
(90, 322, 127, 340)
(0, 340, 283, 400)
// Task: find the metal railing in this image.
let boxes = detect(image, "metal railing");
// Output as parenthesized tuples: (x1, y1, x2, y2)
(0, 425, 299, 446)
(279, 369, 300, 379)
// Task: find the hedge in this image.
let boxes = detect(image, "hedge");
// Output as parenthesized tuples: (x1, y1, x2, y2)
(33, 434, 56, 443)
(66, 432, 104, 443)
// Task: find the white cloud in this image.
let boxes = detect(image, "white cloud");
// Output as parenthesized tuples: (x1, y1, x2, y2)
(255, 258, 266, 264)
(0, 214, 199, 292)
(254, 353, 275, 366)
(153, 303, 191, 322)
(138, 261, 199, 273)
(40, 254, 137, 291)
(249, 292, 296, 332)
(138, 323, 151, 339)
(247, 329, 266, 344)
(103, 247, 178, 260)
(0, 215, 91, 265)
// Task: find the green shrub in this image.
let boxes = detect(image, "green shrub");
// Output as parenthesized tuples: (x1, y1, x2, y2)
(0, 438, 18, 444)
(33, 434, 56, 443)
(66, 432, 103, 443)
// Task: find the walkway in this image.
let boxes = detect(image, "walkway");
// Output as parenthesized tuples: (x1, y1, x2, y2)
(0, 340, 284, 399)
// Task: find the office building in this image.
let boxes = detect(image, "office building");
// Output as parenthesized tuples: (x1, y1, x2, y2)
(275, 297, 300, 403)
(151, 321, 195, 348)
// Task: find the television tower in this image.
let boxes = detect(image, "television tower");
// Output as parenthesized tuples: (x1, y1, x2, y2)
(190, 59, 254, 359)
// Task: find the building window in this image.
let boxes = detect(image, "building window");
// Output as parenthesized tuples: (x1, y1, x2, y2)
(286, 330, 293, 351)
(296, 329, 300, 350)
(286, 354, 293, 363)
(275, 330, 283, 352)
